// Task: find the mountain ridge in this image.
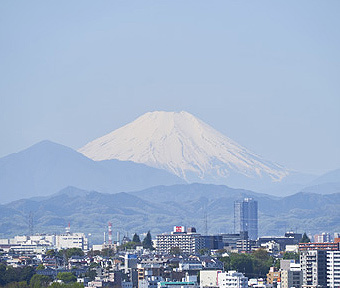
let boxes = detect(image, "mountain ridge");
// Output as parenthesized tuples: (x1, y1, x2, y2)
(0, 184, 339, 243)
(0, 140, 184, 203)
(79, 111, 296, 191)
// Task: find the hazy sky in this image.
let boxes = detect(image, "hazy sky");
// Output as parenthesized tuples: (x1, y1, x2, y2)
(1, 1, 339, 175)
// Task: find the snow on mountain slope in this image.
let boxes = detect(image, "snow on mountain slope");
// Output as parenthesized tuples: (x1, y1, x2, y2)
(79, 111, 289, 184)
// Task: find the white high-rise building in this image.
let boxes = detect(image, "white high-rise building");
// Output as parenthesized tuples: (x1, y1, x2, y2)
(327, 251, 340, 288)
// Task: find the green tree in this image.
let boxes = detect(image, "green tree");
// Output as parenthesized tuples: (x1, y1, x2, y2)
(198, 248, 209, 256)
(251, 249, 273, 278)
(50, 283, 84, 288)
(229, 253, 253, 275)
(282, 251, 300, 262)
(0, 265, 35, 286)
(118, 241, 137, 251)
(57, 272, 77, 283)
(132, 233, 141, 243)
(300, 232, 311, 243)
(20, 266, 35, 284)
(101, 248, 115, 257)
(89, 262, 100, 268)
(169, 246, 182, 255)
(66, 248, 84, 259)
(252, 248, 270, 262)
(219, 256, 231, 271)
(36, 264, 45, 270)
(4, 282, 29, 288)
(58, 248, 84, 261)
(29, 274, 51, 288)
(85, 269, 97, 281)
(46, 249, 56, 257)
(142, 231, 153, 249)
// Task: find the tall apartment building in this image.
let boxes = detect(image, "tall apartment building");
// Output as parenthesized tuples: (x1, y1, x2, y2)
(327, 251, 340, 288)
(300, 250, 327, 288)
(156, 226, 203, 255)
(234, 198, 258, 240)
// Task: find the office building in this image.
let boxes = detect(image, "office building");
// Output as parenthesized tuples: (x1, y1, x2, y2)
(234, 198, 258, 240)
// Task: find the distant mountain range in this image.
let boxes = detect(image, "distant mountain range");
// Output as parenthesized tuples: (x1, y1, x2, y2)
(0, 140, 184, 203)
(0, 184, 339, 244)
(79, 111, 315, 193)
(0, 111, 338, 204)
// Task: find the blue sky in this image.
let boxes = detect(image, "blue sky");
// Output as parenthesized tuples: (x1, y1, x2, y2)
(1, 0, 339, 175)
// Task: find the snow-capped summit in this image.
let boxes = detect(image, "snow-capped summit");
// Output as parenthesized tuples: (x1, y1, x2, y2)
(79, 111, 290, 187)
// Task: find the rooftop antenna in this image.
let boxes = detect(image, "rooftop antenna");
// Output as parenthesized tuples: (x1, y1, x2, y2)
(66, 222, 71, 234)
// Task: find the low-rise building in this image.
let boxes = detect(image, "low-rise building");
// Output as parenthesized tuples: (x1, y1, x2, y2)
(158, 281, 197, 288)
(200, 270, 222, 288)
(217, 271, 248, 288)
(266, 267, 280, 285)
(56, 232, 88, 251)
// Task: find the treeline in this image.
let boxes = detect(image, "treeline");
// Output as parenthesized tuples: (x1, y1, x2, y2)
(119, 231, 153, 251)
(45, 248, 84, 260)
(0, 264, 34, 287)
(219, 249, 298, 278)
(0, 265, 83, 288)
(0, 247, 85, 288)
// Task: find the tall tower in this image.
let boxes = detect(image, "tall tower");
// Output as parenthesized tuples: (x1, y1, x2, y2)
(234, 198, 258, 240)
(108, 222, 113, 245)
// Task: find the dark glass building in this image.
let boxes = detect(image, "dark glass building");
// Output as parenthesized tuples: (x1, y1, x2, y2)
(234, 198, 258, 240)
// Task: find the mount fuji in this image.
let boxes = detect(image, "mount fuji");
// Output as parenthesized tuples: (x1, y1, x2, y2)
(79, 111, 309, 193)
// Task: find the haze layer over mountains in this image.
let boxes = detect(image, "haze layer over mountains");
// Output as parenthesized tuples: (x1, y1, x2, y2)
(1, 111, 337, 204)
(0, 111, 339, 238)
